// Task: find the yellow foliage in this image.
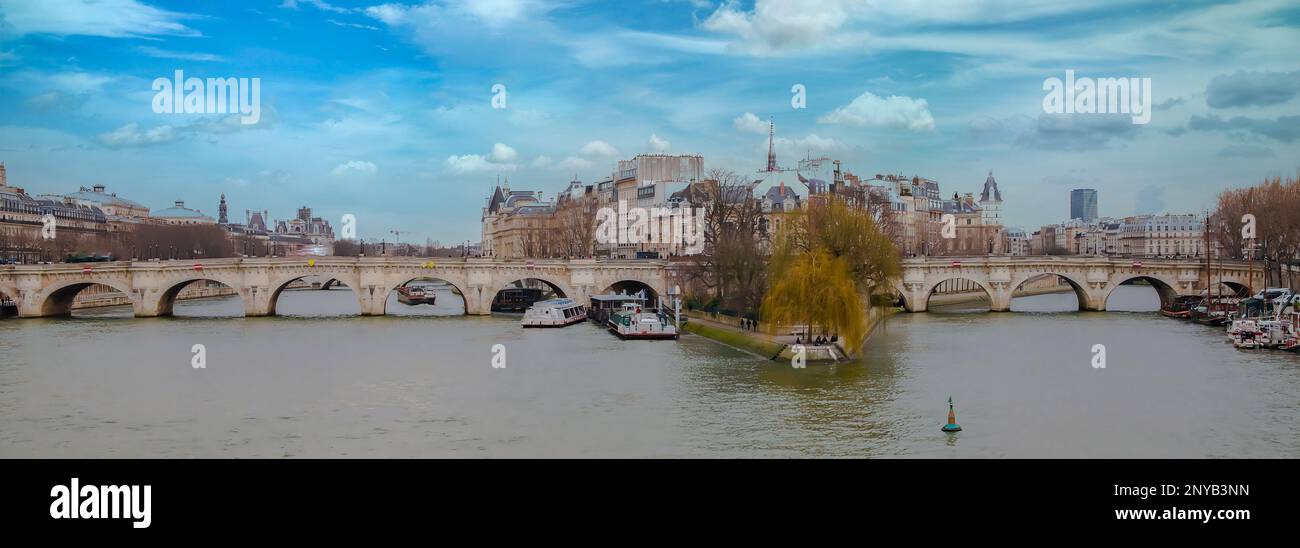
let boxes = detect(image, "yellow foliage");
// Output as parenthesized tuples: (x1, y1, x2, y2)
(763, 195, 900, 354)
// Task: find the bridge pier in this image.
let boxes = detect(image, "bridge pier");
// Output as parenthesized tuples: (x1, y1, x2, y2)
(1082, 290, 1107, 312)
(465, 285, 489, 315)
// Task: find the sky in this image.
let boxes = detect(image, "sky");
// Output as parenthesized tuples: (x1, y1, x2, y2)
(0, 0, 1298, 244)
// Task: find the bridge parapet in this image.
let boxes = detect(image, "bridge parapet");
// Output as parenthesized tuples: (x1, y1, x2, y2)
(0, 258, 673, 318)
(893, 256, 1259, 312)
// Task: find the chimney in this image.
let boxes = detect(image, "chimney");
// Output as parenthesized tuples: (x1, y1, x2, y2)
(175, 200, 185, 208)
(93, 184, 105, 193)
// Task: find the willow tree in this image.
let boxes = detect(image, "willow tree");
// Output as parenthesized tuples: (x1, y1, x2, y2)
(763, 195, 901, 354)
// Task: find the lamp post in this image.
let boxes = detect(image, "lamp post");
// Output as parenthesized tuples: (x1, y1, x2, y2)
(667, 284, 681, 328)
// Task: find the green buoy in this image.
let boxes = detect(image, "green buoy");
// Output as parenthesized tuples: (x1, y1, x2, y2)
(941, 396, 962, 432)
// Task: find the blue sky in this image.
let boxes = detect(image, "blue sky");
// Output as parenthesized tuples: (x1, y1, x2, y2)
(1, 0, 1298, 244)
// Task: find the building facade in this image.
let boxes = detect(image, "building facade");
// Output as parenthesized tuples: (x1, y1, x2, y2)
(1118, 214, 1204, 257)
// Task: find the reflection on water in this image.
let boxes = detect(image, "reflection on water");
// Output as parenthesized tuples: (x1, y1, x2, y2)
(1, 286, 1295, 457)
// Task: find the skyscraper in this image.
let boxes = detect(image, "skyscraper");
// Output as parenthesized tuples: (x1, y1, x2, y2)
(1071, 188, 1098, 222)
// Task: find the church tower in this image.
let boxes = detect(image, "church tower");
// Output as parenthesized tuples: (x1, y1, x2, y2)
(218, 193, 228, 224)
(979, 171, 1003, 226)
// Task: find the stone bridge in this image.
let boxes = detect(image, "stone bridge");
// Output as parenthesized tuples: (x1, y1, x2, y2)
(894, 256, 1259, 312)
(0, 255, 1262, 318)
(0, 257, 672, 318)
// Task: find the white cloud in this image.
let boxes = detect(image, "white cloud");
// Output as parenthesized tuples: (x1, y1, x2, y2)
(733, 112, 769, 134)
(446, 0, 554, 28)
(330, 160, 379, 176)
(447, 154, 517, 174)
(136, 46, 224, 62)
(579, 140, 620, 157)
(489, 142, 518, 163)
(281, 0, 353, 14)
(557, 156, 592, 170)
(327, 19, 381, 30)
(765, 134, 848, 157)
(702, 0, 859, 56)
(0, 0, 199, 38)
(96, 123, 180, 148)
(13, 71, 115, 94)
(818, 91, 935, 131)
(530, 155, 592, 171)
(648, 133, 670, 152)
(364, 0, 556, 31)
(447, 143, 520, 173)
(364, 2, 442, 27)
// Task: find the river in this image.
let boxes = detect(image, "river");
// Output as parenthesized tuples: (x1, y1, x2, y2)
(1, 285, 1295, 457)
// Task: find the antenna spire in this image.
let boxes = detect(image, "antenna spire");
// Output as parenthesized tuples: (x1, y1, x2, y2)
(766, 117, 777, 172)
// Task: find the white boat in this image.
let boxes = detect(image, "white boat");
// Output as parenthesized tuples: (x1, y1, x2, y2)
(521, 298, 587, 328)
(396, 285, 434, 305)
(1231, 320, 1264, 349)
(607, 302, 678, 340)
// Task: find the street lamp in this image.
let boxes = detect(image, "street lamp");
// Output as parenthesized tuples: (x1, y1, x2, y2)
(667, 284, 681, 328)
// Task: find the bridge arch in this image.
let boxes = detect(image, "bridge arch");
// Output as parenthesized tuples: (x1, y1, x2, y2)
(379, 275, 470, 316)
(1008, 272, 1090, 312)
(1219, 281, 1250, 297)
(600, 279, 660, 304)
(267, 273, 365, 316)
(0, 282, 17, 318)
(147, 275, 244, 317)
(34, 278, 138, 317)
(922, 276, 993, 312)
(1104, 274, 1179, 309)
(489, 275, 572, 313)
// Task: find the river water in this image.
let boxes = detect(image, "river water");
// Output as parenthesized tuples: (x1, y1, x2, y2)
(1, 286, 1295, 458)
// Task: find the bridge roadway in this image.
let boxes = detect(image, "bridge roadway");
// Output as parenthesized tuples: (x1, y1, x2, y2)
(0, 257, 671, 318)
(0, 255, 1259, 318)
(894, 255, 1256, 312)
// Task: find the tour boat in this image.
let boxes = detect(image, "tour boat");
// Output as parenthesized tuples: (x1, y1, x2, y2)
(607, 303, 678, 340)
(1277, 334, 1300, 352)
(492, 287, 545, 312)
(521, 298, 587, 328)
(1159, 295, 1202, 319)
(1231, 320, 1264, 350)
(396, 285, 435, 305)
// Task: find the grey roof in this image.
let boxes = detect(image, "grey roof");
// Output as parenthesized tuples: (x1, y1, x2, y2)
(980, 171, 1002, 202)
(2, 188, 106, 221)
(763, 184, 800, 202)
(63, 188, 148, 210)
(941, 197, 980, 214)
(153, 205, 213, 219)
(514, 204, 554, 215)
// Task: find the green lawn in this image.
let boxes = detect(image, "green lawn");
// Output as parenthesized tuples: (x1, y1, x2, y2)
(682, 321, 784, 359)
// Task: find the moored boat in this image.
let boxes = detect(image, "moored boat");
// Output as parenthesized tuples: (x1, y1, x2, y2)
(607, 302, 678, 340)
(1231, 320, 1263, 349)
(397, 285, 435, 305)
(1160, 295, 1202, 319)
(492, 287, 545, 312)
(521, 298, 587, 328)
